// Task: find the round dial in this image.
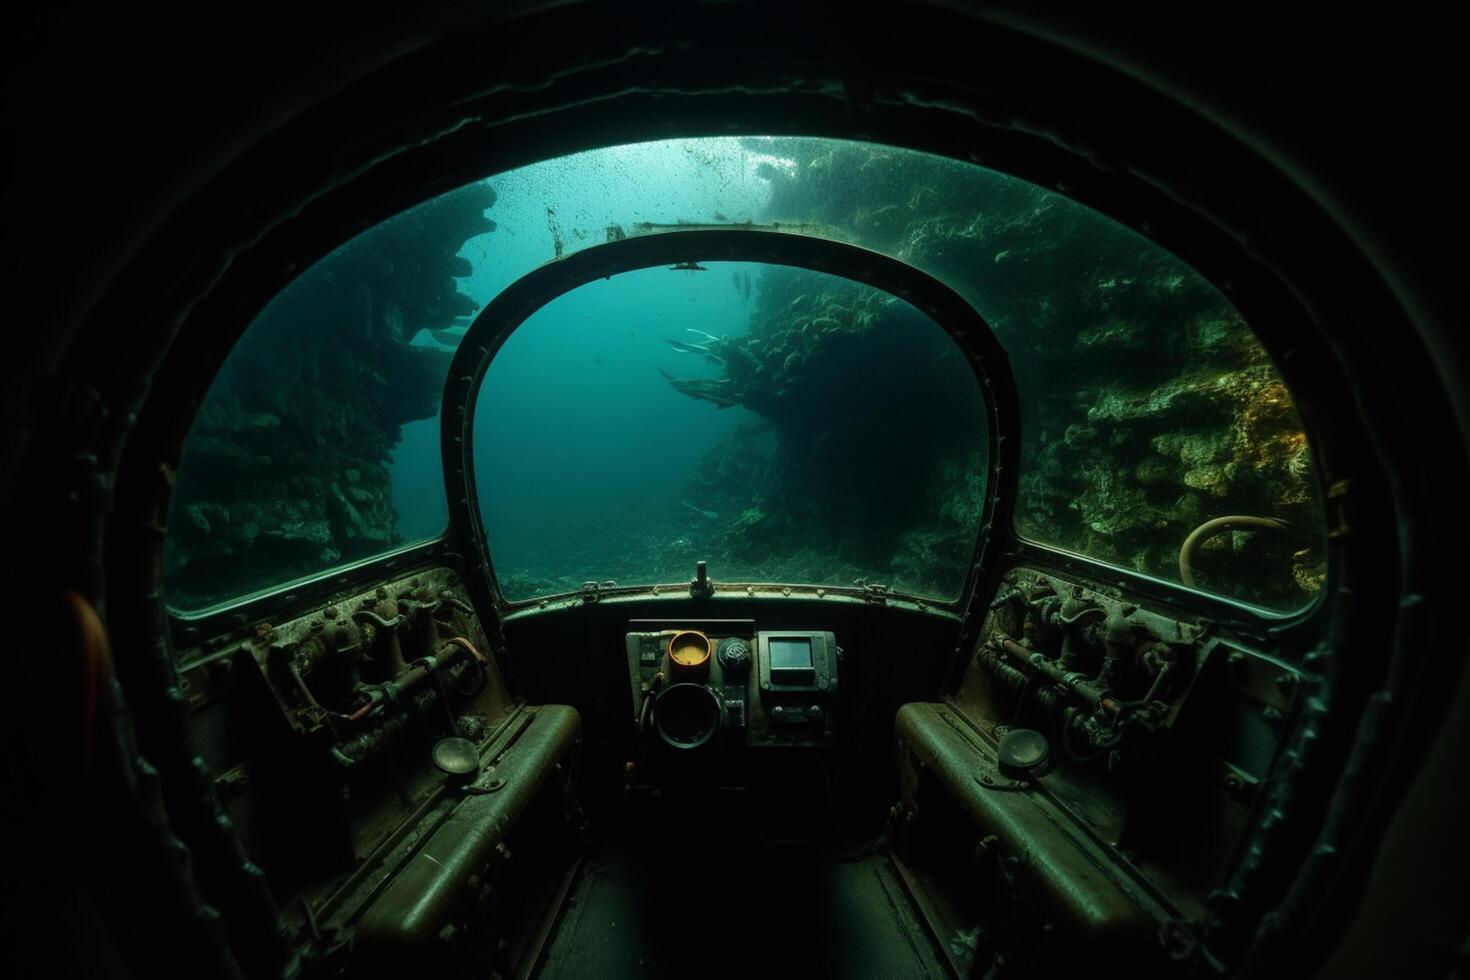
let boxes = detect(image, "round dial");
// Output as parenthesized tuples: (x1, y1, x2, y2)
(717, 637, 752, 671)
(667, 630, 712, 675)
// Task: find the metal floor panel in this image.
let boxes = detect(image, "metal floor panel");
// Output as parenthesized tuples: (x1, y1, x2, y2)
(535, 844, 948, 979)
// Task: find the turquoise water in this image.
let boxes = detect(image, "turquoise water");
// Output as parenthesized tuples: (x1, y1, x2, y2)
(379, 141, 986, 600)
(388, 141, 777, 546)
(472, 265, 760, 594)
(470, 262, 983, 599)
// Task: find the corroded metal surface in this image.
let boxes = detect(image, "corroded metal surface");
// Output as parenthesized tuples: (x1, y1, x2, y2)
(895, 702, 1157, 944)
(354, 704, 582, 952)
(898, 564, 1308, 971)
(170, 566, 585, 977)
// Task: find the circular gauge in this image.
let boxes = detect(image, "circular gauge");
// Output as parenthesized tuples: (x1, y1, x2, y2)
(667, 629, 712, 677)
(653, 683, 722, 750)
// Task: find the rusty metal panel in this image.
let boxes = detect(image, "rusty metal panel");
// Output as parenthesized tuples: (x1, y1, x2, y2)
(895, 702, 1158, 945)
(354, 704, 582, 952)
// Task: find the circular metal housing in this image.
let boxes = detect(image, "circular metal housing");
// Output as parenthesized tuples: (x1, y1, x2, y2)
(653, 682, 722, 750)
(667, 629, 712, 677)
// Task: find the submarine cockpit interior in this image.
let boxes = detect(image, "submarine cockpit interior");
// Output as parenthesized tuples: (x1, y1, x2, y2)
(3, 7, 1463, 980)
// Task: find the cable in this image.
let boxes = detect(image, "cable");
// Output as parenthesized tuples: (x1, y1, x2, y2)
(351, 608, 405, 631)
(1056, 605, 1106, 626)
(1178, 515, 1290, 586)
(444, 636, 488, 665)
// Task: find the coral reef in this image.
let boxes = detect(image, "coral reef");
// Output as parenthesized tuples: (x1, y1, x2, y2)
(657, 269, 989, 598)
(165, 183, 497, 607)
(667, 139, 1323, 608)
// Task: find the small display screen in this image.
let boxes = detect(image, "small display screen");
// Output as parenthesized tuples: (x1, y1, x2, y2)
(769, 637, 814, 671)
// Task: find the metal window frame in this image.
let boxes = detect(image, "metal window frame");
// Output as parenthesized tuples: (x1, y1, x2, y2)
(438, 228, 1021, 633)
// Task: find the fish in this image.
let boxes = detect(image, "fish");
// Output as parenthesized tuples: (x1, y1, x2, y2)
(742, 270, 752, 304)
(662, 338, 727, 366)
(429, 329, 463, 346)
(685, 328, 721, 343)
(681, 500, 719, 520)
(670, 260, 708, 271)
(731, 270, 741, 292)
(658, 369, 740, 408)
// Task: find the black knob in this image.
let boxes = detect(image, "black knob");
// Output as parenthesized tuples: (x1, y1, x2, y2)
(432, 736, 482, 784)
(996, 728, 1050, 778)
(717, 637, 752, 671)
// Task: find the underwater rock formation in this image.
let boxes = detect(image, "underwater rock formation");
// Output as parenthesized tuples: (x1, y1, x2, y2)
(165, 183, 498, 607)
(661, 269, 989, 599)
(666, 139, 1321, 607)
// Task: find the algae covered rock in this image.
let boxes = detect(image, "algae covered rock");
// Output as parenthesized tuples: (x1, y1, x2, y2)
(164, 181, 497, 608)
(687, 138, 1324, 608)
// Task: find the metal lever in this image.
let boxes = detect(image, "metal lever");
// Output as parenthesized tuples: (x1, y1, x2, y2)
(690, 560, 714, 599)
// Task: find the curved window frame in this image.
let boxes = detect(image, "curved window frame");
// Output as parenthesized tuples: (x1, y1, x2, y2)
(442, 229, 1020, 613)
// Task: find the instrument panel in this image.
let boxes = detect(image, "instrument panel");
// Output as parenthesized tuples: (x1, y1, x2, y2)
(625, 620, 840, 753)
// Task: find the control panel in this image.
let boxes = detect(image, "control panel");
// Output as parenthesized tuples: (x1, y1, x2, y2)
(626, 621, 840, 752)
